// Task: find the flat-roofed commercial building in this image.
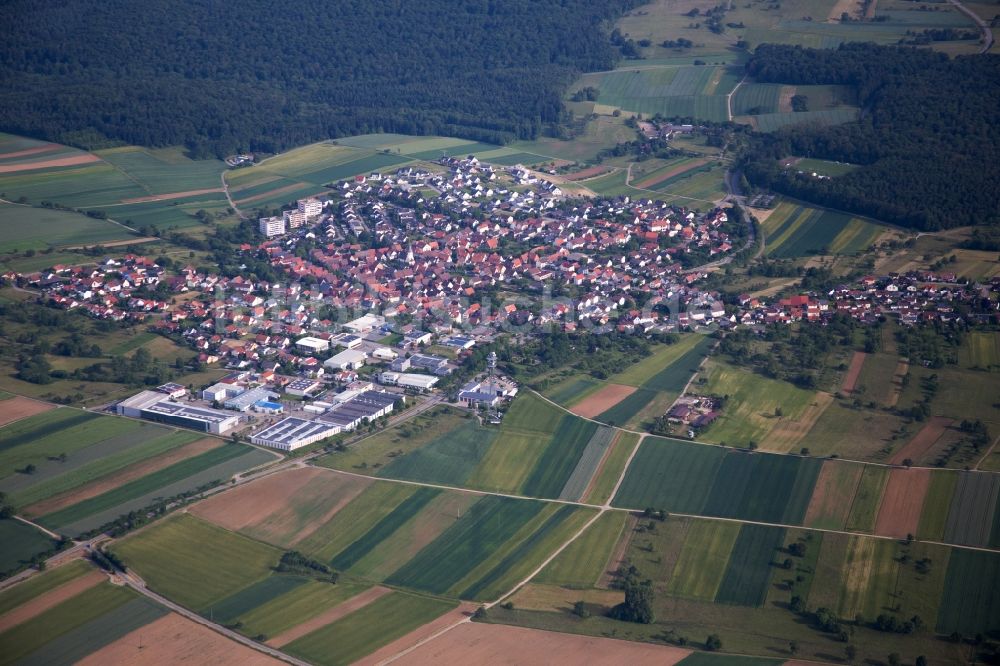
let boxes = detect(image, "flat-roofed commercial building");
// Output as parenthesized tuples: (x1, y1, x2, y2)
(116, 390, 240, 434)
(250, 417, 340, 451)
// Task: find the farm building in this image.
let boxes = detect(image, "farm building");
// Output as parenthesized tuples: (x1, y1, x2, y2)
(325, 348, 368, 370)
(116, 390, 240, 435)
(295, 336, 330, 354)
(223, 386, 280, 412)
(379, 372, 439, 390)
(251, 417, 341, 451)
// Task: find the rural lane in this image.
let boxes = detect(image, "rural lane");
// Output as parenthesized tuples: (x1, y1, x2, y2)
(119, 570, 310, 666)
(948, 0, 994, 53)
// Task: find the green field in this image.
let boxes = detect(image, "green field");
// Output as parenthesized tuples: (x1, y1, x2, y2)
(0, 518, 57, 575)
(541, 374, 602, 407)
(113, 513, 281, 611)
(794, 158, 860, 178)
(207, 575, 311, 625)
(520, 416, 597, 498)
(700, 359, 816, 446)
(536, 510, 626, 588)
(558, 426, 616, 501)
(702, 451, 820, 525)
(285, 591, 456, 666)
(234, 580, 368, 639)
(296, 482, 418, 562)
(466, 393, 564, 494)
(584, 431, 641, 505)
(576, 65, 736, 122)
(715, 524, 786, 607)
(375, 414, 497, 487)
(0, 558, 92, 615)
(937, 548, 1000, 635)
(0, 583, 159, 666)
(6, 428, 200, 509)
(0, 135, 233, 232)
(844, 466, 889, 533)
(331, 487, 441, 571)
(0, 409, 112, 477)
(38, 443, 273, 536)
(731, 83, 783, 116)
(0, 203, 135, 252)
(942, 472, 1000, 547)
(668, 520, 740, 600)
(385, 495, 543, 595)
(917, 470, 958, 541)
(836, 535, 901, 619)
(960, 331, 1000, 371)
(612, 436, 726, 513)
(762, 202, 882, 258)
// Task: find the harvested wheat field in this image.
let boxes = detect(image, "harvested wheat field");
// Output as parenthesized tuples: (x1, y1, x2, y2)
(0, 569, 105, 633)
(192, 466, 371, 546)
(121, 188, 224, 203)
(267, 586, 392, 648)
(803, 462, 865, 530)
(874, 468, 931, 539)
(570, 384, 636, 419)
(0, 154, 101, 173)
(841, 352, 867, 393)
(0, 396, 53, 427)
(23, 437, 223, 518)
(889, 417, 952, 466)
(397, 623, 691, 665)
(765, 392, 834, 452)
(0, 144, 60, 160)
(76, 612, 282, 666)
(355, 602, 478, 666)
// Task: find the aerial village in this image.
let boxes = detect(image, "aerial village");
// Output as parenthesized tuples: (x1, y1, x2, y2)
(5, 157, 999, 452)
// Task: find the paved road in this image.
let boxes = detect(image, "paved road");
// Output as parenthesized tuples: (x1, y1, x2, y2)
(948, 0, 994, 53)
(119, 570, 308, 665)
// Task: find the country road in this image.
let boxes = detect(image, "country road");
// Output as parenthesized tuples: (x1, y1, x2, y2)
(948, 0, 994, 53)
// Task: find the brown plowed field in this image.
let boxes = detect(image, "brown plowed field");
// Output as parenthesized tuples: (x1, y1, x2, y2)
(77, 612, 282, 666)
(889, 417, 952, 465)
(0, 145, 60, 160)
(0, 396, 53, 427)
(121, 188, 223, 203)
(0, 154, 100, 173)
(840, 351, 867, 393)
(803, 461, 864, 530)
(635, 158, 709, 189)
(570, 384, 636, 419)
(23, 437, 223, 518)
(396, 623, 692, 665)
(267, 586, 391, 648)
(191, 467, 371, 546)
(874, 468, 931, 538)
(355, 602, 476, 666)
(0, 569, 105, 633)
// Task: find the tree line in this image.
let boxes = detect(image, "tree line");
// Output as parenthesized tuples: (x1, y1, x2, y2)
(739, 43, 1000, 230)
(0, 0, 639, 157)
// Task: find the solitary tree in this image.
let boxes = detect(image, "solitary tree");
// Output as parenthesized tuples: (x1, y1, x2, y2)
(705, 634, 723, 651)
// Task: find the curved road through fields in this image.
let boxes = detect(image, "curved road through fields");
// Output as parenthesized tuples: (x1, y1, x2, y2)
(948, 0, 994, 53)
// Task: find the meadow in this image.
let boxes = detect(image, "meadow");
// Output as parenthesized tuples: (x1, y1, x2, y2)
(0, 518, 57, 576)
(0, 203, 134, 253)
(112, 512, 282, 611)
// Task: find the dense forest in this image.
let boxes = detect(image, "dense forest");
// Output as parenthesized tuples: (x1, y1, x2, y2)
(740, 43, 1000, 230)
(0, 0, 637, 157)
